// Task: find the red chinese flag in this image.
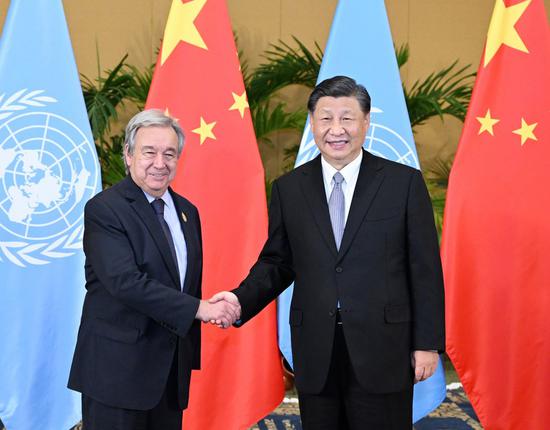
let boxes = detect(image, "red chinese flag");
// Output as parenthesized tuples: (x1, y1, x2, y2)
(146, 0, 284, 428)
(442, 0, 550, 428)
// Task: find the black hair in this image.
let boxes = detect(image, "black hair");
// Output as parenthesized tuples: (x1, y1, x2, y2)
(307, 75, 371, 114)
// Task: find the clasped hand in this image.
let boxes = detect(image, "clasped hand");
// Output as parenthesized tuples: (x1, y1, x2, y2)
(195, 291, 241, 329)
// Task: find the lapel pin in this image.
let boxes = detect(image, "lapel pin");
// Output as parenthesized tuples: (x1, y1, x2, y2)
(181, 211, 188, 223)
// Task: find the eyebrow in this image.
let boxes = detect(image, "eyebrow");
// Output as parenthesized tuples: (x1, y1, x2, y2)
(140, 146, 175, 152)
(317, 108, 354, 114)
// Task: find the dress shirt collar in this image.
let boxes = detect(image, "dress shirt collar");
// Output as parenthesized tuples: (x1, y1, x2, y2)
(143, 189, 175, 212)
(320, 151, 363, 188)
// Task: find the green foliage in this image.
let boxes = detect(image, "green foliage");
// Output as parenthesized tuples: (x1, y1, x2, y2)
(424, 157, 454, 241)
(80, 51, 155, 188)
(252, 103, 307, 144)
(246, 37, 322, 107)
(395, 43, 410, 69)
(81, 54, 134, 144)
(97, 133, 127, 188)
(81, 37, 473, 230)
(125, 63, 155, 109)
(404, 61, 475, 128)
(238, 37, 322, 169)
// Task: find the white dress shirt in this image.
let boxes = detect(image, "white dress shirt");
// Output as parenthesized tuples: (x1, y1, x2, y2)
(144, 190, 188, 290)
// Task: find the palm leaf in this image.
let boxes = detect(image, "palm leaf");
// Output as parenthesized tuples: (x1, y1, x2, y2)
(252, 102, 307, 144)
(234, 32, 252, 88)
(404, 60, 475, 127)
(395, 44, 410, 69)
(247, 37, 322, 107)
(425, 179, 447, 241)
(81, 54, 135, 144)
(282, 142, 302, 171)
(95, 133, 126, 188)
(425, 157, 454, 188)
(125, 63, 155, 109)
(424, 157, 454, 240)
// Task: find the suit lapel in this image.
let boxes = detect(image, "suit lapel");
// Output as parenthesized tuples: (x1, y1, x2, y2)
(338, 151, 385, 261)
(171, 190, 199, 294)
(120, 177, 180, 287)
(300, 156, 339, 256)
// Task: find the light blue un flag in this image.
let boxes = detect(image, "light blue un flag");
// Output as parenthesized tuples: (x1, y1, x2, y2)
(277, 0, 446, 423)
(0, 0, 100, 428)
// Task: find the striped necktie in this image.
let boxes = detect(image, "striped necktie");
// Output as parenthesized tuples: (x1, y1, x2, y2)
(151, 198, 179, 271)
(328, 172, 345, 250)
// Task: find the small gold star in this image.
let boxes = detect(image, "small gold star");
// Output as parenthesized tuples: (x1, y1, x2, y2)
(484, 0, 531, 67)
(163, 108, 179, 122)
(161, 0, 208, 65)
(476, 109, 500, 136)
(512, 118, 538, 145)
(229, 91, 249, 118)
(192, 117, 216, 145)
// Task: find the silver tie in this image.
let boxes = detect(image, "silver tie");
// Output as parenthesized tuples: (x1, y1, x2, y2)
(329, 172, 345, 250)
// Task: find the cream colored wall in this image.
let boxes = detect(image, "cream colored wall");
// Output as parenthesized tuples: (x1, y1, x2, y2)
(1, 0, 549, 176)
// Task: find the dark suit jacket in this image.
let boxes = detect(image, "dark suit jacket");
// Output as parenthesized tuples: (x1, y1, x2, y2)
(233, 150, 444, 395)
(68, 176, 202, 410)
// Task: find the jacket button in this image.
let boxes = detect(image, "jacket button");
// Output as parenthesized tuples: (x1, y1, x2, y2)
(169, 336, 177, 345)
(329, 310, 335, 317)
(335, 267, 343, 273)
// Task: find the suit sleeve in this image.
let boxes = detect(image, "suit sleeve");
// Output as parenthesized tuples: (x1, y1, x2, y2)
(83, 197, 200, 338)
(232, 180, 295, 324)
(406, 170, 445, 352)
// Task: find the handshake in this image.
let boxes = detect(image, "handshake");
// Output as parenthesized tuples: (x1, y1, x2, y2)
(195, 291, 241, 329)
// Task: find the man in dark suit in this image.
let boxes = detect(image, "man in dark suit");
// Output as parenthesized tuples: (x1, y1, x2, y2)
(68, 109, 240, 430)
(212, 76, 445, 429)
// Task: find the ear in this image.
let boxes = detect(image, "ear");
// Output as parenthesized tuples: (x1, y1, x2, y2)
(124, 144, 132, 167)
(364, 113, 371, 129)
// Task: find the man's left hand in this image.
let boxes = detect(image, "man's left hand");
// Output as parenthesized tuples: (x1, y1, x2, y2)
(411, 350, 439, 383)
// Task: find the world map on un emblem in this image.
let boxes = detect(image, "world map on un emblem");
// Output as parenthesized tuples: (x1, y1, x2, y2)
(295, 107, 420, 169)
(0, 111, 99, 266)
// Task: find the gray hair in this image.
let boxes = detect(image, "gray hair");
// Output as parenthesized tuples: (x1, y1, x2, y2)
(124, 109, 185, 158)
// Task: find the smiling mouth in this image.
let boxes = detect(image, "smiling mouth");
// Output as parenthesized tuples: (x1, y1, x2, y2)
(149, 172, 167, 179)
(327, 140, 348, 149)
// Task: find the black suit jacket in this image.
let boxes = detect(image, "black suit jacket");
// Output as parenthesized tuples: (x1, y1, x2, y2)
(68, 176, 202, 410)
(233, 150, 444, 395)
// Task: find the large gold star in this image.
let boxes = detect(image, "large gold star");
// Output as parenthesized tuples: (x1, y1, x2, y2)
(476, 109, 500, 136)
(484, 0, 531, 67)
(192, 117, 216, 145)
(512, 118, 538, 145)
(229, 91, 249, 118)
(161, 0, 208, 65)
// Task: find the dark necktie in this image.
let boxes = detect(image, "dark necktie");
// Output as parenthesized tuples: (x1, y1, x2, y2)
(329, 172, 345, 250)
(151, 199, 179, 271)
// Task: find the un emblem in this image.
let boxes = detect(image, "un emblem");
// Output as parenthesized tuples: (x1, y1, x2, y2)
(0, 93, 99, 267)
(295, 107, 419, 169)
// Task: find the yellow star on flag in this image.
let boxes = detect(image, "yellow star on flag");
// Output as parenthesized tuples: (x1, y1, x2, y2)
(163, 108, 179, 122)
(512, 118, 538, 145)
(484, 0, 531, 67)
(229, 91, 249, 118)
(476, 109, 500, 136)
(161, 0, 208, 65)
(192, 117, 217, 145)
